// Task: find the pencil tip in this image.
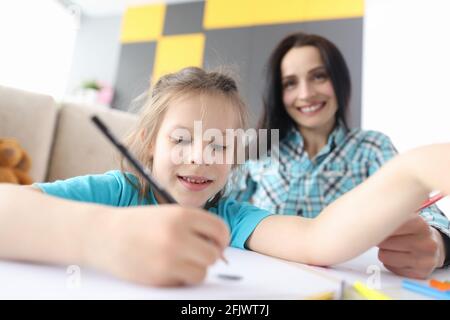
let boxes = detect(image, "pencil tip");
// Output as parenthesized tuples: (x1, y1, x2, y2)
(221, 254, 229, 265)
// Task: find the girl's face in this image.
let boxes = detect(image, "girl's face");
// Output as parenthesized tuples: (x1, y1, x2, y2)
(281, 46, 338, 133)
(151, 93, 239, 208)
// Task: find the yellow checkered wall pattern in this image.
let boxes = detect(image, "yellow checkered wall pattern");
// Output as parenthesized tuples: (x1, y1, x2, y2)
(120, 0, 363, 81)
(114, 0, 364, 128)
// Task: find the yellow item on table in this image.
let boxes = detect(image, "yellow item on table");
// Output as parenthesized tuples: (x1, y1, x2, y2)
(353, 281, 392, 300)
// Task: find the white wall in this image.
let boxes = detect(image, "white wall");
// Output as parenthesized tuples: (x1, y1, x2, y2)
(363, 0, 450, 215)
(66, 15, 122, 95)
(0, 1, 78, 100)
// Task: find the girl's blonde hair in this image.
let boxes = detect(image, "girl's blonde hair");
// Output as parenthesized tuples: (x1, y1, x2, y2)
(120, 66, 249, 203)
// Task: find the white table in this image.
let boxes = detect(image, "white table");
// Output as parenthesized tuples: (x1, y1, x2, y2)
(0, 247, 448, 299)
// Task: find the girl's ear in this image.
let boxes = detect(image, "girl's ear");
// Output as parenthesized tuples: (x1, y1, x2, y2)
(140, 129, 147, 142)
(147, 143, 154, 160)
(140, 129, 154, 159)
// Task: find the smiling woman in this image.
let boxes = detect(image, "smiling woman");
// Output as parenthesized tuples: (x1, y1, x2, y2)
(227, 32, 450, 279)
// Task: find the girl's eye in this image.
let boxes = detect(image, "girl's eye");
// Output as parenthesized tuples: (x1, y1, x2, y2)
(210, 144, 227, 151)
(170, 136, 190, 145)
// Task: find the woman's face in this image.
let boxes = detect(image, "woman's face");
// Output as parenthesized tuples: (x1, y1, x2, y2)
(281, 46, 338, 133)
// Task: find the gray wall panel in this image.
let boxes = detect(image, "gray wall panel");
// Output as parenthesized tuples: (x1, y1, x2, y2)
(203, 28, 253, 110)
(113, 42, 156, 111)
(164, 1, 204, 35)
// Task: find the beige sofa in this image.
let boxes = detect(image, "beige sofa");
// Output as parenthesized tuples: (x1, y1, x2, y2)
(0, 85, 138, 183)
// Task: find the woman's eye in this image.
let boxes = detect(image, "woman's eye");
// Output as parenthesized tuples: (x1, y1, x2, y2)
(282, 80, 296, 89)
(312, 73, 328, 82)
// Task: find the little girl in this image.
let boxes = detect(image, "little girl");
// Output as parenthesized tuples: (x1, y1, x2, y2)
(0, 67, 448, 287)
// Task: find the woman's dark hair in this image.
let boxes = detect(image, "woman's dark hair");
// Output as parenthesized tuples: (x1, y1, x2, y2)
(259, 32, 351, 148)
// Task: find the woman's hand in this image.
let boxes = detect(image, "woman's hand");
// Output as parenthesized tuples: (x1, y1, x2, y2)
(377, 215, 446, 279)
(86, 205, 230, 287)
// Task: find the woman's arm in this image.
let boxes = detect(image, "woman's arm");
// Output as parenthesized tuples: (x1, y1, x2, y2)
(247, 143, 450, 266)
(0, 184, 229, 286)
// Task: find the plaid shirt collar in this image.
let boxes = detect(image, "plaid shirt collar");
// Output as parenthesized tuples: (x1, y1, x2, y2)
(281, 120, 349, 161)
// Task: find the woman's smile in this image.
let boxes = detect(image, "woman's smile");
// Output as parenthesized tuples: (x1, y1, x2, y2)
(294, 101, 327, 115)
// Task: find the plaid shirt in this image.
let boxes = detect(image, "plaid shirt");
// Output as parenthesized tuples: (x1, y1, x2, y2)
(227, 122, 450, 238)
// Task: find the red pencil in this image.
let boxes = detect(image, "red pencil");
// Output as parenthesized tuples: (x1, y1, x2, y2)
(417, 193, 445, 212)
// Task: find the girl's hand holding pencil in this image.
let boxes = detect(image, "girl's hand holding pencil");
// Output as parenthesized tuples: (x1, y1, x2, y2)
(90, 204, 229, 286)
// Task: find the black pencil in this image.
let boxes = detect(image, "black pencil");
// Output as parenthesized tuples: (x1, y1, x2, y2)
(91, 115, 177, 204)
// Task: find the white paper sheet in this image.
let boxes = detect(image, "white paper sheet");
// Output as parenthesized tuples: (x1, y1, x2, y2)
(0, 247, 342, 300)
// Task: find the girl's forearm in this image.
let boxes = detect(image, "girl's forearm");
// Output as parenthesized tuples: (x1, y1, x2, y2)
(404, 143, 450, 196)
(0, 184, 110, 267)
(307, 147, 436, 266)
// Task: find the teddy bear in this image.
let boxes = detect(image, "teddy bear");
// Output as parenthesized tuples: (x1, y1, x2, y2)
(0, 138, 33, 185)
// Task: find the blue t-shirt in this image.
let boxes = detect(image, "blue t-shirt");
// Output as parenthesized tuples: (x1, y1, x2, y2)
(33, 170, 273, 249)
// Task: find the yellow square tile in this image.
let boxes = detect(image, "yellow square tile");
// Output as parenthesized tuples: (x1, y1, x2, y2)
(153, 33, 205, 82)
(204, 0, 364, 29)
(121, 4, 166, 43)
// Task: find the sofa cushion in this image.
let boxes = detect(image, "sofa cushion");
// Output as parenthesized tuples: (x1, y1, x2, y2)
(0, 85, 58, 182)
(46, 103, 138, 182)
